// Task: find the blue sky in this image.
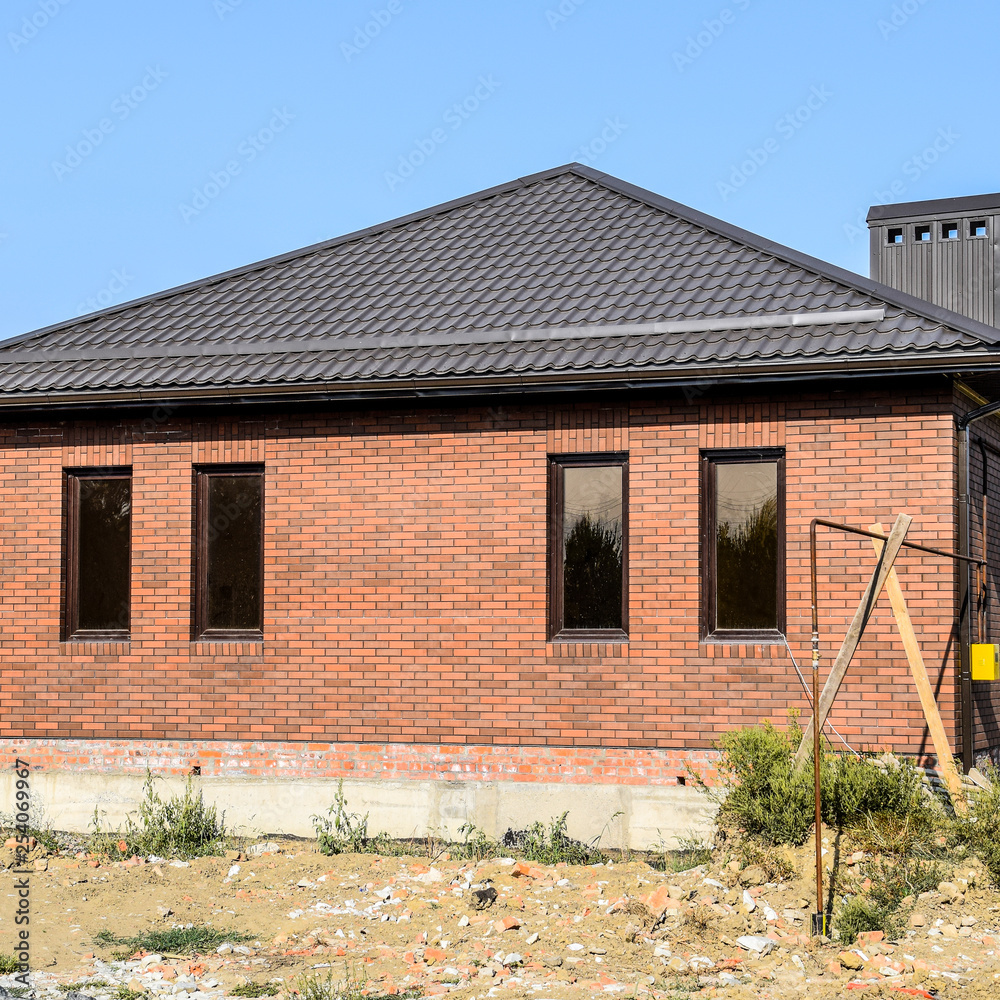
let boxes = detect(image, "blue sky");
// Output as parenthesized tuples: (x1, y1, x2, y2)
(3, 0, 998, 341)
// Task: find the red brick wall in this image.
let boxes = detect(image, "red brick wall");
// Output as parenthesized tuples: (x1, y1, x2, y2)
(0, 384, 976, 773)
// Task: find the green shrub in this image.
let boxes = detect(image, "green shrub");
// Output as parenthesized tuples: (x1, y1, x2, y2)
(834, 896, 885, 944)
(830, 753, 930, 830)
(0, 953, 20, 974)
(709, 721, 820, 845)
(954, 760, 1000, 886)
(863, 855, 947, 911)
(703, 722, 945, 847)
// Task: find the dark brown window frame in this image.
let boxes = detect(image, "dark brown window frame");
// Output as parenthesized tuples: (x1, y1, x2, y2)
(701, 448, 786, 643)
(194, 463, 264, 642)
(64, 466, 132, 642)
(548, 452, 628, 642)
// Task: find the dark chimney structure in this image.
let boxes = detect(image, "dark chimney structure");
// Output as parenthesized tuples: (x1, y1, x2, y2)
(867, 194, 1000, 327)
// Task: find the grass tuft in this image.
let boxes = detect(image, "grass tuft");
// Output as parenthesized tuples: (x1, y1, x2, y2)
(94, 925, 252, 957)
(229, 984, 279, 997)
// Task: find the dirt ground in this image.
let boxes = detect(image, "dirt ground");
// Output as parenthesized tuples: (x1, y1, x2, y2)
(2, 831, 999, 1000)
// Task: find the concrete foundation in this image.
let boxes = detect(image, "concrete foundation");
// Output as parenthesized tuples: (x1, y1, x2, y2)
(0, 770, 717, 851)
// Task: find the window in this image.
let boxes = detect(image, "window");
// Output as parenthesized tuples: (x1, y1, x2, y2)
(942, 221, 959, 240)
(549, 454, 627, 639)
(65, 469, 131, 640)
(887, 227, 904, 245)
(971, 220, 988, 238)
(195, 465, 264, 639)
(914, 224, 932, 242)
(702, 450, 785, 639)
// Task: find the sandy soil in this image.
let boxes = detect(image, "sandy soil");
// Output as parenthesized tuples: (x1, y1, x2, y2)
(1, 832, 999, 1000)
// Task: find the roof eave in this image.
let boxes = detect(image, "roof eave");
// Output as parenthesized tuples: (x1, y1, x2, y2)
(0, 352, 994, 412)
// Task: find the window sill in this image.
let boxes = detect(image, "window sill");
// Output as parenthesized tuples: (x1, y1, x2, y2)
(64, 630, 130, 643)
(194, 630, 264, 643)
(550, 628, 629, 644)
(702, 629, 785, 646)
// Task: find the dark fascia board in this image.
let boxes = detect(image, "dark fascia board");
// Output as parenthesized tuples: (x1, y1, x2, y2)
(867, 192, 1000, 224)
(4, 162, 1000, 358)
(0, 349, 997, 414)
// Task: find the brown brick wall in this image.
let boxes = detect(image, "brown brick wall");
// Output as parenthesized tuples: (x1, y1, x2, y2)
(0, 384, 977, 770)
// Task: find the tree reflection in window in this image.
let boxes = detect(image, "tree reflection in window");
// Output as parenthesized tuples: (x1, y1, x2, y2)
(196, 467, 264, 637)
(714, 460, 779, 631)
(556, 461, 626, 633)
(73, 474, 131, 634)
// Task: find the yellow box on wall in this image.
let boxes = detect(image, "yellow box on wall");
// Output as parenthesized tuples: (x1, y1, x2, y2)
(971, 644, 1000, 681)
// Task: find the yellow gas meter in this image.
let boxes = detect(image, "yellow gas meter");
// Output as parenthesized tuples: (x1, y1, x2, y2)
(971, 643, 1000, 681)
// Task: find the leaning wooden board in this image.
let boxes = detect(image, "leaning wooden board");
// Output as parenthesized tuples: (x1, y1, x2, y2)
(869, 521, 966, 813)
(793, 513, 912, 769)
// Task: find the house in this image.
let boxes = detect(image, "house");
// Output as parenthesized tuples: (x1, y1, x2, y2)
(1, 164, 999, 848)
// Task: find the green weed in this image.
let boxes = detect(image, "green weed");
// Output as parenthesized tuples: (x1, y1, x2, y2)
(0, 953, 20, 974)
(95, 925, 252, 958)
(735, 840, 797, 882)
(500, 811, 606, 865)
(295, 967, 364, 1000)
(114, 988, 146, 1000)
(454, 822, 498, 861)
(312, 780, 400, 855)
(89, 771, 229, 859)
(229, 984, 280, 997)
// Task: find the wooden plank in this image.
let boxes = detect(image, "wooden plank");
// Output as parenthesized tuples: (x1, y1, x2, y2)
(869, 522, 966, 813)
(793, 513, 912, 769)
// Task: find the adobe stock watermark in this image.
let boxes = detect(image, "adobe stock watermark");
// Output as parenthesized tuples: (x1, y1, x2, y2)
(213, 0, 249, 20)
(76, 268, 134, 316)
(842, 127, 959, 244)
(11, 759, 32, 990)
(878, 0, 933, 40)
(546, 0, 586, 29)
(673, 0, 751, 72)
(8, 0, 73, 54)
(52, 67, 169, 181)
(570, 117, 628, 167)
(716, 85, 832, 201)
(384, 76, 500, 192)
(341, 1, 404, 61)
(178, 107, 295, 222)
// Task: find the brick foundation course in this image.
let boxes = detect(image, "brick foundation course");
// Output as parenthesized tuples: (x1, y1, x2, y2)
(0, 739, 720, 786)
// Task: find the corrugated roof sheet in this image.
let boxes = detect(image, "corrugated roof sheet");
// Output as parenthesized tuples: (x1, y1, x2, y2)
(2, 164, 998, 405)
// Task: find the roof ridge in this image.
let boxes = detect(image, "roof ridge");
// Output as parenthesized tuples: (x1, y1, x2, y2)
(571, 166, 1000, 348)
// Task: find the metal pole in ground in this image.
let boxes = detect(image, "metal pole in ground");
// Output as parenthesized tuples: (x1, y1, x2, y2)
(810, 522, 824, 936)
